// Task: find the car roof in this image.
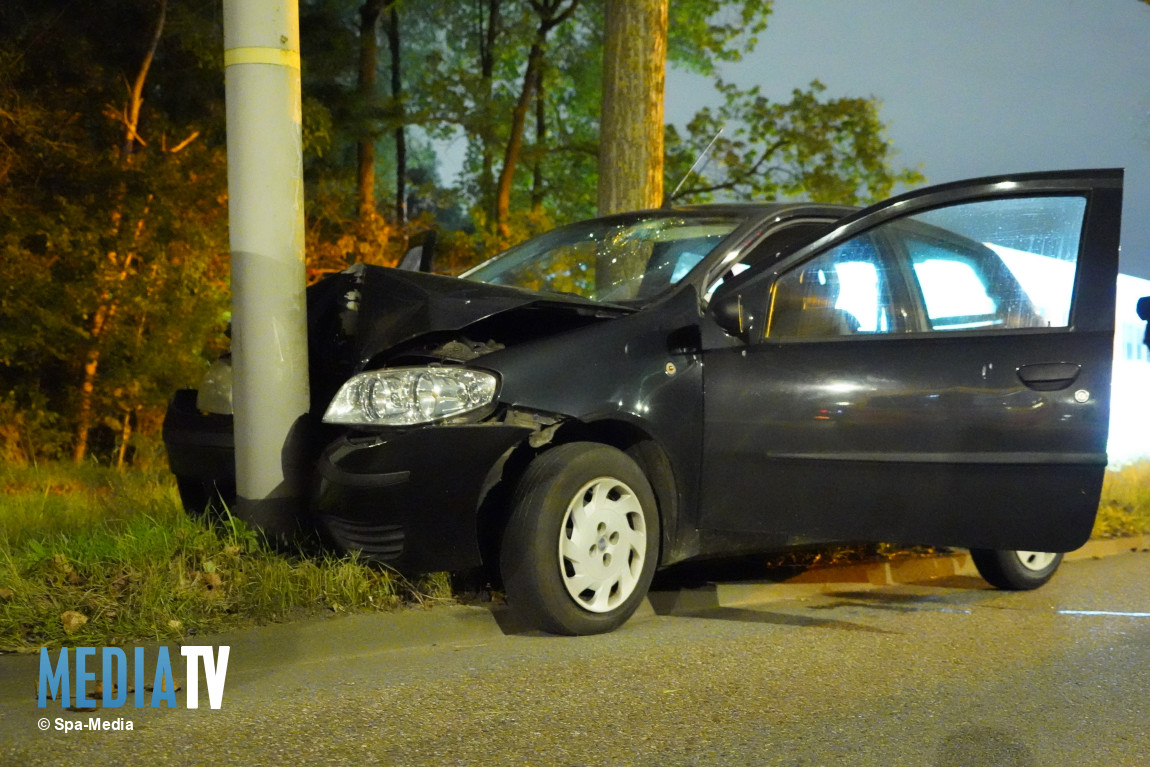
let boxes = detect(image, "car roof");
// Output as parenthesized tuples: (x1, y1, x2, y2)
(669, 201, 860, 220)
(573, 202, 860, 228)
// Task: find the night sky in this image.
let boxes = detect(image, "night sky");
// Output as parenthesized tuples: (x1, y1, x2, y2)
(666, 0, 1150, 279)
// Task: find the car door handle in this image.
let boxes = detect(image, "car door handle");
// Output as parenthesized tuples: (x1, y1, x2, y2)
(1016, 362, 1081, 391)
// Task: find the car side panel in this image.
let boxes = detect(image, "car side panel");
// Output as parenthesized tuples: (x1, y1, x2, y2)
(699, 329, 1109, 551)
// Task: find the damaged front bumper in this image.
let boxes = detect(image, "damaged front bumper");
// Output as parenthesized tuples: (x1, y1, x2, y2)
(312, 423, 532, 572)
(163, 386, 535, 572)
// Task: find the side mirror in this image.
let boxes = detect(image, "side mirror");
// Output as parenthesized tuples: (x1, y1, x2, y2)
(709, 265, 770, 338)
(711, 289, 745, 336)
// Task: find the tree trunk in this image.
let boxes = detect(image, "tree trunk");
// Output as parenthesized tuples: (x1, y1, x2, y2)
(386, 2, 406, 225)
(531, 86, 546, 213)
(121, 0, 166, 158)
(494, 39, 544, 240)
(476, 0, 502, 222)
(73, 350, 103, 463)
(115, 410, 137, 469)
(357, 0, 384, 220)
(74, 1, 166, 462)
(597, 0, 667, 215)
(73, 206, 149, 463)
(494, 0, 579, 240)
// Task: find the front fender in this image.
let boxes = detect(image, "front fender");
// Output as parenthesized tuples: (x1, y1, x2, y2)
(312, 422, 532, 572)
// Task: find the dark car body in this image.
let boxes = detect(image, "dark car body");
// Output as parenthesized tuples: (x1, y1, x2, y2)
(165, 169, 1123, 630)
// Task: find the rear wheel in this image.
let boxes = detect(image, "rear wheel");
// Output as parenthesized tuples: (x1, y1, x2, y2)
(970, 549, 1063, 590)
(500, 442, 660, 635)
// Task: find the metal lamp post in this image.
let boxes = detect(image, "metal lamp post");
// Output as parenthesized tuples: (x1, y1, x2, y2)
(222, 0, 310, 537)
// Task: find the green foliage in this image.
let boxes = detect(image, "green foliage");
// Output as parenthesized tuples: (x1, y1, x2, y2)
(0, 464, 448, 650)
(667, 0, 772, 74)
(1, 0, 925, 463)
(370, 0, 902, 240)
(302, 95, 336, 158)
(666, 80, 925, 206)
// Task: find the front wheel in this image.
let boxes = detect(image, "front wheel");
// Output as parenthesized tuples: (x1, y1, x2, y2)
(970, 549, 1063, 590)
(500, 442, 660, 635)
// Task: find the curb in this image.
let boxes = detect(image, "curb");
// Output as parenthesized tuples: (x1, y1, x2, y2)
(678, 535, 1150, 611)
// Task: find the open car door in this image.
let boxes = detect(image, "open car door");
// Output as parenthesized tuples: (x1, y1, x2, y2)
(700, 169, 1123, 552)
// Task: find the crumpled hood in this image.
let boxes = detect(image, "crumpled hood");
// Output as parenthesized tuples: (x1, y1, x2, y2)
(306, 264, 630, 383)
(358, 266, 544, 360)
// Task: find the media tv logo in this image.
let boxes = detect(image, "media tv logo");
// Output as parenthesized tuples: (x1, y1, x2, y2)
(39, 646, 230, 709)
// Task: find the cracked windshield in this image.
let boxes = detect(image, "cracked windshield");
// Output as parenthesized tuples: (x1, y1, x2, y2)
(464, 215, 742, 303)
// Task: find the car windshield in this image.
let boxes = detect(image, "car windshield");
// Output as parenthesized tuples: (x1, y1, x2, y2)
(462, 214, 743, 303)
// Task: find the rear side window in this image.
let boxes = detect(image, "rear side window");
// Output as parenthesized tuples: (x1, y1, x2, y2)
(906, 239, 1032, 330)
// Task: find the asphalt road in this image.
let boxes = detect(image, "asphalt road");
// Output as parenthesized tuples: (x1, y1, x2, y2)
(2, 551, 1149, 766)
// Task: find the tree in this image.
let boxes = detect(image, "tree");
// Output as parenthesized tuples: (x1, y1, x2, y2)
(356, 0, 385, 220)
(595, 0, 780, 214)
(665, 80, 925, 206)
(300, 0, 450, 270)
(0, 0, 926, 464)
(71, 0, 169, 463)
(0, 0, 231, 465)
(597, 0, 668, 215)
(385, 2, 407, 225)
(299, 0, 916, 256)
(493, 0, 580, 238)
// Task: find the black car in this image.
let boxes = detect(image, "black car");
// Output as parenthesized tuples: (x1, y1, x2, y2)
(164, 169, 1123, 635)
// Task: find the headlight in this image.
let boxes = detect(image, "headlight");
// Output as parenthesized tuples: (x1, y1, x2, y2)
(323, 367, 498, 426)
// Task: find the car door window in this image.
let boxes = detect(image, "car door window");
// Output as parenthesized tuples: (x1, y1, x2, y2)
(766, 234, 903, 338)
(765, 195, 1088, 338)
(904, 196, 1086, 330)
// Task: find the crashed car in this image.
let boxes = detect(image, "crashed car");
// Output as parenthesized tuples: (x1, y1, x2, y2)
(164, 169, 1123, 635)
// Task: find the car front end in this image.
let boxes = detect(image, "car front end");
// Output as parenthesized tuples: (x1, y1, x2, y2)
(162, 207, 760, 573)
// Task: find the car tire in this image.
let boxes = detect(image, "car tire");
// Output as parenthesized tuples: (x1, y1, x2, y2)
(969, 549, 1063, 590)
(500, 442, 660, 636)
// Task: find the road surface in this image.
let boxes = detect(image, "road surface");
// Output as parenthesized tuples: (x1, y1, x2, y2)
(2, 551, 1148, 766)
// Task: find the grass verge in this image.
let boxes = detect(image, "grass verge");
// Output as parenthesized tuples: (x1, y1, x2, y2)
(1093, 459, 1150, 539)
(3, 459, 1148, 650)
(0, 465, 449, 651)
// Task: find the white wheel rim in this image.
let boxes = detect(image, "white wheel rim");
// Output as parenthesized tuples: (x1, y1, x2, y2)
(558, 476, 648, 613)
(1014, 551, 1058, 571)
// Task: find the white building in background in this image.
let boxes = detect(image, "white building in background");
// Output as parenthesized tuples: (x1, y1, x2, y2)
(1109, 274, 1150, 465)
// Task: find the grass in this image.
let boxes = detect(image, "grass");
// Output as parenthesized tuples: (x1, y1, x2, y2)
(3, 459, 1148, 650)
(1093, 459, 1150, 539)
(0, 464, 450, 652)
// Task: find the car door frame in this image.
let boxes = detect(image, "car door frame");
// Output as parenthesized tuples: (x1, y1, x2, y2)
(699, 168, 1123, 552)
